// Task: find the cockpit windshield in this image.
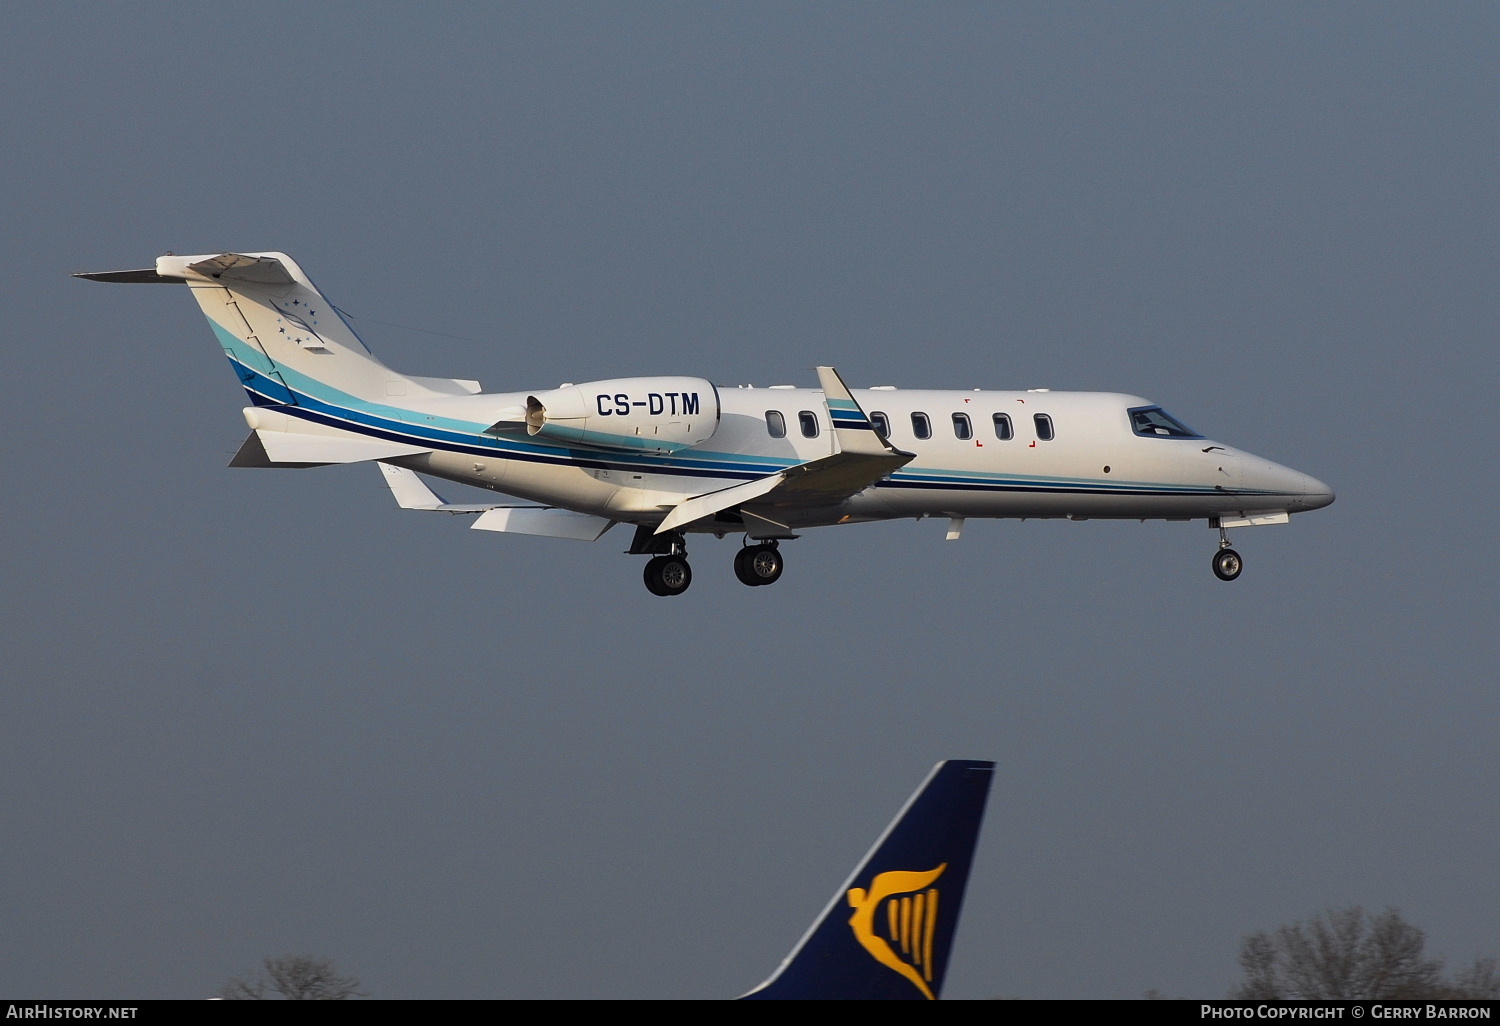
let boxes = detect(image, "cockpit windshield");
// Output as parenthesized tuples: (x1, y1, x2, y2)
(1128, 406, 1202, 439)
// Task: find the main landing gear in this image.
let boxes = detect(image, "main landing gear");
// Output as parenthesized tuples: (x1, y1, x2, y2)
(1212, 524, 1243, 582)
(644, 554, 693, 597)
(632, 526, 695, 597)
(630, 527, 789, 595)
(733, 542, 784, 587)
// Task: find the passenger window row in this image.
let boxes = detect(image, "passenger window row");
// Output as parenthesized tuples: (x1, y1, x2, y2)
(868, 410, 1052, 442)
(764, 410, 822, 439)
(767, 409, 1054, 442)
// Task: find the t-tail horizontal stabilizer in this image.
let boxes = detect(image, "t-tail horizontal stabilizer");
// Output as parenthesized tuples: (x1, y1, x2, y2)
(740, 759, 995, 1001)
(229, 408, 430, 467)
(375, 463, 616, 541)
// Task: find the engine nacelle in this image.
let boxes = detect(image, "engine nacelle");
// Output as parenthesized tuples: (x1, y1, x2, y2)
(521, 377, 720, 453)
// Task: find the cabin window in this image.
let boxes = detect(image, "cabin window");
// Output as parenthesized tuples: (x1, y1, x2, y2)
(1033, 413, 1054, 441)
(870, 412, 890, 440)
(765, 411, 786, 438)
(911, 412, 932, 440)
(1127, 405, 1201, 439)
(992, 413, 1013, 440)
(952, 412, 972, 440)
(799, 411, 820, 438)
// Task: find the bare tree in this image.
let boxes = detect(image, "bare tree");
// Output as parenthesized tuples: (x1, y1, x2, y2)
(1232, 906, 1443, 1000)
(218, 954, 364, 1000)
(1445, 957, 1500, 999)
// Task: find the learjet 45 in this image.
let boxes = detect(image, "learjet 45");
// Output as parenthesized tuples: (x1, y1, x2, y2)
(78, 252, 1334, 595)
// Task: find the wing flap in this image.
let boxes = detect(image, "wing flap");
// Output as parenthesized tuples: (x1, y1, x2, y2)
(471, 507, 616, 541)
(376, 464, 614, 539)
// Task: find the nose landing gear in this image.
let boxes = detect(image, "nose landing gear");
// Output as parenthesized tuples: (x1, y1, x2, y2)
(1212, 524, 1242, 582)
(734, 542, 784, 587)
(1212, 547, 1243, 581)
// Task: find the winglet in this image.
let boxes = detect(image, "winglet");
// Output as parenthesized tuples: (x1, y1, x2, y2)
(816, 366, 906, 457)
(740, 759, 995, 1001)
(378, 462, 449, 509)
(376, 463, 498, 513)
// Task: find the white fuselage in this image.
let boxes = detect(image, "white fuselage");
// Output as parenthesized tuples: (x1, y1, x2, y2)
(397, 384, 1332, 531)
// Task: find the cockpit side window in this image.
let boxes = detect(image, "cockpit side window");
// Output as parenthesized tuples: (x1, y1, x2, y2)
(1128, 406, 1202, 439)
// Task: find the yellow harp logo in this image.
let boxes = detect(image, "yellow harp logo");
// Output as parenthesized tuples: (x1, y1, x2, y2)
(846, 863, 947, 1000)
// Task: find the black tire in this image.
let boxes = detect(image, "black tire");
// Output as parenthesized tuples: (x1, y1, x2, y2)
(644, 555, 693, 596)
(734, 544, 783, 587)
(643, 558, 669, 596)
(1212, 548, 1243, 582)
(732, 547, 757, 586)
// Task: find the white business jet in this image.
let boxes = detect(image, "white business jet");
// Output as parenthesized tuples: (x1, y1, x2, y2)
(78, 252, 1333, 596)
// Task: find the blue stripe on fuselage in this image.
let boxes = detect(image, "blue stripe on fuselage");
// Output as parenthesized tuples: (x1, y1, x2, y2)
(227, 353, 1270, 499)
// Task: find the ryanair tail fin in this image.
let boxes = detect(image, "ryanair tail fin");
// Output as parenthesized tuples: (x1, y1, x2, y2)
(740, 759, 995, 1001)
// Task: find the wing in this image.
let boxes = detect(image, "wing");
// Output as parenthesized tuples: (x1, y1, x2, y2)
(655, 366, 912, 535)
(376, 463, 616, 541)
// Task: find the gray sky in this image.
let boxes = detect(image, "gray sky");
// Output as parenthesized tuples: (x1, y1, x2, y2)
(2, 2, 1495, 999)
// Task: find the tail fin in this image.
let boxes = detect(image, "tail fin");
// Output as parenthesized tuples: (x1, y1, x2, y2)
(76, 252, 477, 411)
(741, 759, 995, 1001)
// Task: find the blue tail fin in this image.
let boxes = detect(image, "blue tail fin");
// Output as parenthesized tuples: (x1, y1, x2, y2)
(741, 759, 995, 1001)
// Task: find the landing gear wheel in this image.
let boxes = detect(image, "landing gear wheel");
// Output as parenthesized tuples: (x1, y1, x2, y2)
(1212, 548, 1243, 582)
(644, 555, 693, 596)
(734, 544, 784, 587)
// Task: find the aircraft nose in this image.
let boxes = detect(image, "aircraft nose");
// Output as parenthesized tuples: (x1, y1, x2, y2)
(1272, 465, 1334, 510)
(1241, 455, 1335, 510)
(1296, 473, 1335, 511)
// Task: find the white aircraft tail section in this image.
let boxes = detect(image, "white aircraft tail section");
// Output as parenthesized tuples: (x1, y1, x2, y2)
(80, 252, 475, 409)
(166, 252, 403, 407)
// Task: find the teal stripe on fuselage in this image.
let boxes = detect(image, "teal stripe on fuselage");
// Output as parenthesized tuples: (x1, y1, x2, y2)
(224, 369, 789, 483)
(220, 334, 1271, 499)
